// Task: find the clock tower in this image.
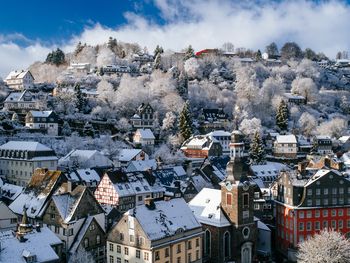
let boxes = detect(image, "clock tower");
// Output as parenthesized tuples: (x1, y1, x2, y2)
(221, 130, 257, 263)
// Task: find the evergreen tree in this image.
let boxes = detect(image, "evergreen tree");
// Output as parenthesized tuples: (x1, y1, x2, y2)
(184, 45, 195, 61)
(153, 53, 162, 70)
(153, 45, 164, 58)
(74, 83, 86, 112)
(107, 37, 118, 52)
(276, 100, 289, 131)
(45, 48, 65, 66)
(255, 49, 262, 61)
(61, 121, 72, 136)
(249, 131, 265, 164)
(179, 101, 193, 141)
(265, 42, 279, 57)
(177, 72, 189, 99)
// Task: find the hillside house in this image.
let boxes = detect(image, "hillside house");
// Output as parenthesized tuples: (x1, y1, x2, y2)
(4, 90, 47, 116)
(181, 135, 222, 158)
(116, 149, 149, 167)
(25, 110, 59, 136)
(5, 70, 34, 90)
(273, 135, 298, 159)
(130, 103, 154, 129)
(133, 128, 155, 146)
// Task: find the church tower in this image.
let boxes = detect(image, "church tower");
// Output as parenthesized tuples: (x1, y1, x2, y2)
(221, 130, 257, 263)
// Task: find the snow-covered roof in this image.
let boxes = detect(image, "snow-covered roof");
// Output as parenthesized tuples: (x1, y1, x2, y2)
(1, 183, 23, 201)
(0, 141, 53, 151)
(173, 166, 187, 177)
(59, 149, 113, 168)
(127, 159, 157, 172)
(316, 135, 331, 140)
(189, 188, 231, 227)
(128, 198, 201, 241)
(250, 161, 289, 178)
(118, 149, 143, 162)
(51, 186, 87, 223)
(5, 70, 32, 80)
(257, 219, 271, 231)
(29, 111, 53, 118)
(206, 130, 231, 137)
(284, 93, 305, 100)
(339, 136, 350, 144)
(0, 201, 17, 220)
(275, 135, 297, 144)
(69, 168, 101, 183)
(0, 227, 62, 263)
(185, 136, 208, 148)
(135, 128, 155, 139)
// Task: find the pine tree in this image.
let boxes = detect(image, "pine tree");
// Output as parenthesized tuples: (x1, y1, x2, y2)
(74, 42, 84, 56)
(45, 48, 65, 66)
(249, 131, 265, 164)
(74, 83, 86, 112)
(276, 100, 289, 131)
(177, 72, 189, 99)
(153, 53, 162, 70)
(184, 45, 195, 61)
(179, 101, 193, 141)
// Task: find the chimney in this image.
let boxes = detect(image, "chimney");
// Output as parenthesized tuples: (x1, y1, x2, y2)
(324, 157, 331, 169)
(144, 198, 155, 210)
(298, 161, 308, 175)
(35, 224, 41, 232)
(67, 181, 72, 193)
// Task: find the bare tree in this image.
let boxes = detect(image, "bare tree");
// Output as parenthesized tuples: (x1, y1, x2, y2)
(69, 248, 95, 263)
(297, 229, 350, 263)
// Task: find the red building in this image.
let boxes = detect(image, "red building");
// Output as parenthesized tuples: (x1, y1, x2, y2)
(274, 169, 350, 261)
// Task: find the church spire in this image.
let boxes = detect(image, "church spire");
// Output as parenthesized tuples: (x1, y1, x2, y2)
(17, 207, 32, 235)
(225, 130, 246, 183)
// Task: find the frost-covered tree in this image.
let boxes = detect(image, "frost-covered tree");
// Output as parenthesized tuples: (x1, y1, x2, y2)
(281, 42, 303, 60)
(74, 41, 84, 56)
(154, 45, 164, 57)
(298, 112, 317, 136)
(276, 100, 289, 131)
(255, 50, 262, 61)
(291, 77, 318, 103)
(46, 48, 65, 66)
(317, 118, 347, 138)
(11, 112, 19, 122)
(177, 71, 188, 99)
(117, 117, 132, 133)
(83, 122, 95, 137)
(96, 46, 116, 67)
(153, 53, 162, 70)
(184, 58, 203, 79)
(96, 80, 115, 107)
(221, 42, 235, 52)
(60, 121, 71, 136)
(179, 102, 193, 141)
(304, 48, 317, 61)
(162, 111, 177, 132)
(265, 42, 279, 57)
(239, 118, 262, 137)
(249, 131, 265, 164)
(297, 229, 350, 263)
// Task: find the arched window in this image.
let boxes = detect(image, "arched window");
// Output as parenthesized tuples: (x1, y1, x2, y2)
(224, 231, 231, 258)
(84, 238, 89, 248)
(96, 234, 101, 244)
(204, 229, 211, 257)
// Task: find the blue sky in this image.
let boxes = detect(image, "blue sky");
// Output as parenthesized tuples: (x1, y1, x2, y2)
(1, 0, 350, 77)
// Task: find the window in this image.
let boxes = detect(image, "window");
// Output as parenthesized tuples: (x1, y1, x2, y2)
(332, 209, 337, 217)
(136, 250, 140, 259)
(315, 210, 320, 218)
(96, 235, 101, 244)
(331, 220, 336, 229)
(196, 250, 200, 260)
(124, 260, 129, 263)
(307, 211, 312, 218)
(307, 222, 312, 231)
(109, 255, 114, 263)
(339, 209, 344, 216)
(144, 252, 149, 261)
(124, 247, 129, 255)
(332, 198, 337, 205)
(347, 220, 350, 228)
(316, 199, 321, 206)
(339, 220, 343, 229)
(138, 196, 142, 202)
(323, 210, 328, 217)
(117, 258, 121, 263)
(204, 230, 211, 256)
(55, 226, 59, 234)
(177, 257, 181, 263)
(155, 251, 160, 260)
(324, 198, 329, 205)
(315, 221, 320, 230)
(243, 193, 249, 208)
(316, 188, 320, 195)
(324, 188, 328, 195)
(196, 238, 199, 247)
(69, 229, 73, 236)
(323, 221, 328, 229)
(50, 214, 55, 219)
(340, 187, 344, 194)
(188, 253, 192, 263)
(177, 244, 181, 253)
(165, 247, 170, 257)
(89, 223, 95, 231)
(109, 243, 114, 252)
(129, 235, 134, 243)
(299, 222, 304, 231)
(117, 245, 121, 253)
(119, 233, 124, 241)
(84, 238, 89, 248)
(299, 211, 304, 218)
(332, 188, 337, 195)
(226, 193, 232, 206)
(307, 199, 312, 206)
(307, 189, 312, 196)
(188, 241, 192, 249)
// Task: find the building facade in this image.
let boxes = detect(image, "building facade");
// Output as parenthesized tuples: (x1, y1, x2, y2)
(130, 103, 154, 129)
(107, 198, 203, 263)
(5, 70, 34, 90)
(0, 141, 58, 186)
(25, 110, 59, 136)
(274, 169, 350, 261)
(273, 135, 298, 159)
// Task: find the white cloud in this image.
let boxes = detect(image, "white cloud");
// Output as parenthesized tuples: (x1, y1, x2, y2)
(1, 0, 350, 78)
